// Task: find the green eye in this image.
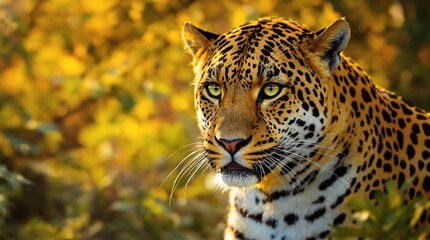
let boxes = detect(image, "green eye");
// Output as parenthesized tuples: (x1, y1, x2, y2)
(205, 83, 222, 98)
(262, 83, 282, 98)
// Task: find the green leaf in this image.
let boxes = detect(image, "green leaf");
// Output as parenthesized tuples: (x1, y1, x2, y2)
(2, 133, 40, 155)
(117, 93, 136, 112)
(36, 123, 58, 134)
(333, 179, 430, 240)
(110, 201, 133, 212)
(347, 196, 381, 221)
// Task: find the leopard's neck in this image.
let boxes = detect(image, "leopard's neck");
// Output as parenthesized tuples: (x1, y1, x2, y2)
(224, 156, 357, 240)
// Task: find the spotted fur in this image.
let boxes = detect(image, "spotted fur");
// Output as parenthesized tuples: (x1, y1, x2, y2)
(182, 17, 430, 239)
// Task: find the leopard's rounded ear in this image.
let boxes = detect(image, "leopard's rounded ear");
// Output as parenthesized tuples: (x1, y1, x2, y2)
(307, 18, 350, 73)
(182, 22, 219, 58)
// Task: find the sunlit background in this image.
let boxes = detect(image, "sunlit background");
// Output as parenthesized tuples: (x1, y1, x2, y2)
(0, 0, 429, 239)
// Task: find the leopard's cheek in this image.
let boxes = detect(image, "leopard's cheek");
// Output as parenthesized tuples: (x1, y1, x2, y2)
(196, 97, 217, 135)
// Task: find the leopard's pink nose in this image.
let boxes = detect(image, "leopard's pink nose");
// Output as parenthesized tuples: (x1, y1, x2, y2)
(215, 137, 251, 155)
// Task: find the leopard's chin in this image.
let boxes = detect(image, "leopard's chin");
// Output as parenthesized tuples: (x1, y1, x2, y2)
(214, 171, 259, 188)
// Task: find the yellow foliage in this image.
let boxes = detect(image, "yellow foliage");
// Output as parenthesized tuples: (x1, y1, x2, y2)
(0, 104, 24, 128)
(44, 131, 63, 153)
(229, 4, 249, 27)
(23, 29, 45, 52)
(171, 93, 192, 112)
(73, 44, 88, 59)
(0, 58, 26, 95)
(32, 44, 63, 78)
(59, 54, 85, 76)
(132, 96, 155, 120)
(81, 0, 118, 13)
(0, 134, 13, 156)
(129, 0, 144, 21)
(118, 115, 143, 140)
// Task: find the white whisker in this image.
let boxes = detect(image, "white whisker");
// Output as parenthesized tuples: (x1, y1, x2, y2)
(183, 155, 209, 199)
(273, 146, 349, 187)
(160, 143, 203, 188)
(169, 150, 207, 205)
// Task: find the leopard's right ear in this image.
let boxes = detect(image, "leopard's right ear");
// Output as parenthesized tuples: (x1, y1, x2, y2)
(182, 22, 219, 58)
(306, 18, 350, 74)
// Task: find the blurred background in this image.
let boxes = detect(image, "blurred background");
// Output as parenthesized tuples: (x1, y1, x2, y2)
(0, 0, 429, 239)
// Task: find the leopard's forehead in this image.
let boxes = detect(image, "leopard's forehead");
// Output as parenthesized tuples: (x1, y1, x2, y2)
(204, 18, 315, 87)
(219, 17, 314, 43)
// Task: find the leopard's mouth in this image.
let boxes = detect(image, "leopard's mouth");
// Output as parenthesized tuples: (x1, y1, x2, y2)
(219, 162, 254, 174)
(215, 161, 259, 188)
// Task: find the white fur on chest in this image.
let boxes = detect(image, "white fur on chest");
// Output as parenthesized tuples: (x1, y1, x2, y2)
(226, 169, 355, 240)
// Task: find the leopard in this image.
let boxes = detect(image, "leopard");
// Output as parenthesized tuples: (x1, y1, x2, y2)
(181, 16, 430, 239)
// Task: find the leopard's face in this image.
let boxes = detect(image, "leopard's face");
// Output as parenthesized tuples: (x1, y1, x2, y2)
(183, 18, 350, 189)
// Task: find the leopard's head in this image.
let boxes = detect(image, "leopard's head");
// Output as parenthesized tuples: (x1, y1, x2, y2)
(182, 17, 350, 190)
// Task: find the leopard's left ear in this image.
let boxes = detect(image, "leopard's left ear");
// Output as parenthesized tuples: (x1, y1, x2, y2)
(307, 18, 350, 74)
(182, 22, 219, 59)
